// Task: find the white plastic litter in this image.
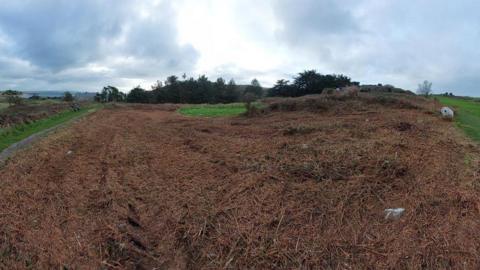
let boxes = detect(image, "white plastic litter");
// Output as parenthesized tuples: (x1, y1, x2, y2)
(384, 208, 405, 220)
(440, 107, 454, 119)
(67, 150, 73, 155)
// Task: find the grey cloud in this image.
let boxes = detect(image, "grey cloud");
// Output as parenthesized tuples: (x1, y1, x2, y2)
(0, 1, 128, 70)
(273, 0, 360, 45)
(271, 0, 480, 95)
(2, 0, 480, 96)
(118, 12, 198, 76)
(0, 0, 199, 91)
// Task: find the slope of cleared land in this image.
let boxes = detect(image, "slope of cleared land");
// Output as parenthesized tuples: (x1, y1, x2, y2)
(0, 96, 480, 268)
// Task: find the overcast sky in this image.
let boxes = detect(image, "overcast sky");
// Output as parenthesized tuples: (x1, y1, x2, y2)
(0, 0, 479, 96)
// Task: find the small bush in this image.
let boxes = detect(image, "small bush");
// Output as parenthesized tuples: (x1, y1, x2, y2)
(6, 95, 23, 106)
(63, 92, 74, 102)
(243, 93, 258, 117)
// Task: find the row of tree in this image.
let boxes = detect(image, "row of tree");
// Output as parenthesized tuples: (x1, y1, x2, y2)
(99, 76, 263, 104)
(95, 86, 127, 102)
(149, 75, 245, 104)
(268, 71, 357, 97)
(99, 70, 358, 104)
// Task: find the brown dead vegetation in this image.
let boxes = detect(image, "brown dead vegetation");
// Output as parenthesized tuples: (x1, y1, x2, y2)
(0, 103, 73, 128)
(0, 94, 479, 269)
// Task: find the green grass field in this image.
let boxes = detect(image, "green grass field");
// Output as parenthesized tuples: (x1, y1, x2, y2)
(437, 96, 480, 141)
(178, 103, 250, 117)
(0, 104, 101, 152)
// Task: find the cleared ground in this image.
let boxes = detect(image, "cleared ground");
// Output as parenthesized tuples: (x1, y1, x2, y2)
(1, 97, 480, 268)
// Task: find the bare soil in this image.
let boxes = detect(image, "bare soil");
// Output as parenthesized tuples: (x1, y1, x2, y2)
(1, 97, 480, 269)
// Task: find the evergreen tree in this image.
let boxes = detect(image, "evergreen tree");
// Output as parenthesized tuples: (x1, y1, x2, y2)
(224, 79, 239, 103)
(244, 78, 263, 98)
(63, 91, 74, 102)
(127, 86, 150, 103)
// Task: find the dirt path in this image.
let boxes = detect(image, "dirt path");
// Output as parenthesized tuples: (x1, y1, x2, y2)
(0, 103, 480, 269)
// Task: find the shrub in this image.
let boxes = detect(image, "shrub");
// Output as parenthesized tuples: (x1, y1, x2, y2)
(6, 95, 23, 106)
(243, 93, 259, 117)
(63, 91, 74, 102)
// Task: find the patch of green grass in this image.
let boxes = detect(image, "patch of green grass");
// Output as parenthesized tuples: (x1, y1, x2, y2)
(437, 96, 480, 141)
(0, 103, 102, 152)
(0, 103, 8, 111)
(179, 103, 260, 117)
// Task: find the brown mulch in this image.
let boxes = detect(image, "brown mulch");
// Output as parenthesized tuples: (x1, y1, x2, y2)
(0, 96, 479, 269)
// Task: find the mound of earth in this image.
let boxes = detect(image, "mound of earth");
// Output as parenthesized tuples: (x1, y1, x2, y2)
(0, 95, 479, 268)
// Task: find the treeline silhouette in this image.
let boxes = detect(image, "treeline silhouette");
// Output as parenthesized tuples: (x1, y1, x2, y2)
(268, 71, 357, 97)
(96, 70, 358, 104)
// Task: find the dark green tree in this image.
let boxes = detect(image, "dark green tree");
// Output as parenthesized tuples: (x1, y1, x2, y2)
(244, 78, 263, 98)
(266, 70, 354, 97)
(163, 75, 181, 103)
(151, 80, 165, 103)
(127, 86, 150, 103)
(195, 75, 213, 103)
(213, 77, 227, 103)
(99, 86, 125, 102)
(165, 75, 179, 86)
(268, 79, 294, 97)
(63, 91, 74, 102)
(1, 90, 22, 96)
(224, 79, 239, 103)
(293, 70, 324, 96)
(94, 93, 102, 102)
(29, 93, 41, 100)
(3, 90, 23, 105)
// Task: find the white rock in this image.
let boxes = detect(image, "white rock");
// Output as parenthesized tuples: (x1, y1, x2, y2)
(440, 107, 454, 119)
(384, 208, 405, 220)
(67, 150, 73, 155)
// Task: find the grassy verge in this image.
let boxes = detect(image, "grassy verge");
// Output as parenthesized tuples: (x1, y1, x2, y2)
(437, 96, 480, 141)
(0, 103, 8, 111)
(178, 103, 261, 117)
(0, 104, 101, 152)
